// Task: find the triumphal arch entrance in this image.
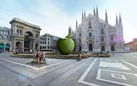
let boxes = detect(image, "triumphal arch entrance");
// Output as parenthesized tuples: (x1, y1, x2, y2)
(10, 18, 41, 52)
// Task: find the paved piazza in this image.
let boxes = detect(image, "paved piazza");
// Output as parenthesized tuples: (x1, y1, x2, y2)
(0, 52, 137, 86)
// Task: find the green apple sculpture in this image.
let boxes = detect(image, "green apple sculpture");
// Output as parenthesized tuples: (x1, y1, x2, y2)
(57, 34, 75, 55)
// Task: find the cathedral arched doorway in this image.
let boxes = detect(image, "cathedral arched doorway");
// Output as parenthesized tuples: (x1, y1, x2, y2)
(111, 45, 115, 51)
(89, 44, 93, 51)
(101, 45, 105, 51)
(79, 46, 82, 51)
(5, 44, 10, 52)
(24, 32, 33, 51)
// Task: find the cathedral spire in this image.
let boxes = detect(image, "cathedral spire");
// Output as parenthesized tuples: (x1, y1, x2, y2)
(76, 20, 78, 27)
(68, 26, 72, 34)
(96, 6, 98, 17)
(119, 13, 122, 26)
(93, 8, 95, 15)
(105, 9, 108, 24)
(84, 11, 86, 17)
(82, 11, 83, 19)
(116, 13, 118, 26)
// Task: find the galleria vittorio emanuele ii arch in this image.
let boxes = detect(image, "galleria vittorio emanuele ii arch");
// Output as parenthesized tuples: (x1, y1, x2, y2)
(10, 18, 41, 52)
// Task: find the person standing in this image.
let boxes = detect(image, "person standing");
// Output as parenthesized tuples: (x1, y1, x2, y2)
(42, 52, 46, 63)
(39, 52, 42, 63)
(77, 52, 82, 61)
(36, 52, 39, 63)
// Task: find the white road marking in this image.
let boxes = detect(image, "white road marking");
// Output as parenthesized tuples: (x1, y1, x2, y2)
(115, 60, 119, 62)
(99, 61, 130, 70)
(111, 73, 127, 80)
(39, 60, 72, 70)
(96, 69, 135, 86)
(121, 59, 137, 69)
(0, 58, 71, 70)
(133, 56, 137, 58)
(98, 69, 137, 77)
(78, 58, 99, 86)
(116, 55, 123, 59)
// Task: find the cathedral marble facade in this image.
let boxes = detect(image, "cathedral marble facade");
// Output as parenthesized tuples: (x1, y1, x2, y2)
(69, 8, 124, 52)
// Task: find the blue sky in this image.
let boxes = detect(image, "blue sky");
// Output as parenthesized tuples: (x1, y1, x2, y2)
(0, 0, 137, 43)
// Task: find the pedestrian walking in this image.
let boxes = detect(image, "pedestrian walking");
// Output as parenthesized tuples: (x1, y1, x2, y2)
(77, 52, 82, 61)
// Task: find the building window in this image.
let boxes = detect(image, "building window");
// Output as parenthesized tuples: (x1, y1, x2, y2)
(111, 36, 114, 41)
(5, 30, 6, 34)
(111, 45, 115, 51)
(88, 21, 92, 28)
(101, 37, 104, 42)
(101, 45, 105, 51)
(89, 32, 92, 37)
(79, 33, 81, 37)
(19, 30, 22, 35)
(7, 31, 9, 35)
(79, 39, 81, 43)
(2, 30, 4, 34)
(36, 34, 39, 38)
(17, 29, 19, 35)
(101, 29, 104, 34)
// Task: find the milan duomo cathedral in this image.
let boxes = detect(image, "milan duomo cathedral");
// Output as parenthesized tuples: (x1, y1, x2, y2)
(68, 7, 124, 52)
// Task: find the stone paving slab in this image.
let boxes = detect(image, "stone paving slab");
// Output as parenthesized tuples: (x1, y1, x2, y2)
(0, 52, 137, 86)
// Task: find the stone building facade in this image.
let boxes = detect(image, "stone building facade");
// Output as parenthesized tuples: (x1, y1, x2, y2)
(10, 18, 41, 52)
(124, 38, 137, 52)
(0, 27, 12, 51)
(69, 8, 124, 52)
(40, 33, 59, 51)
